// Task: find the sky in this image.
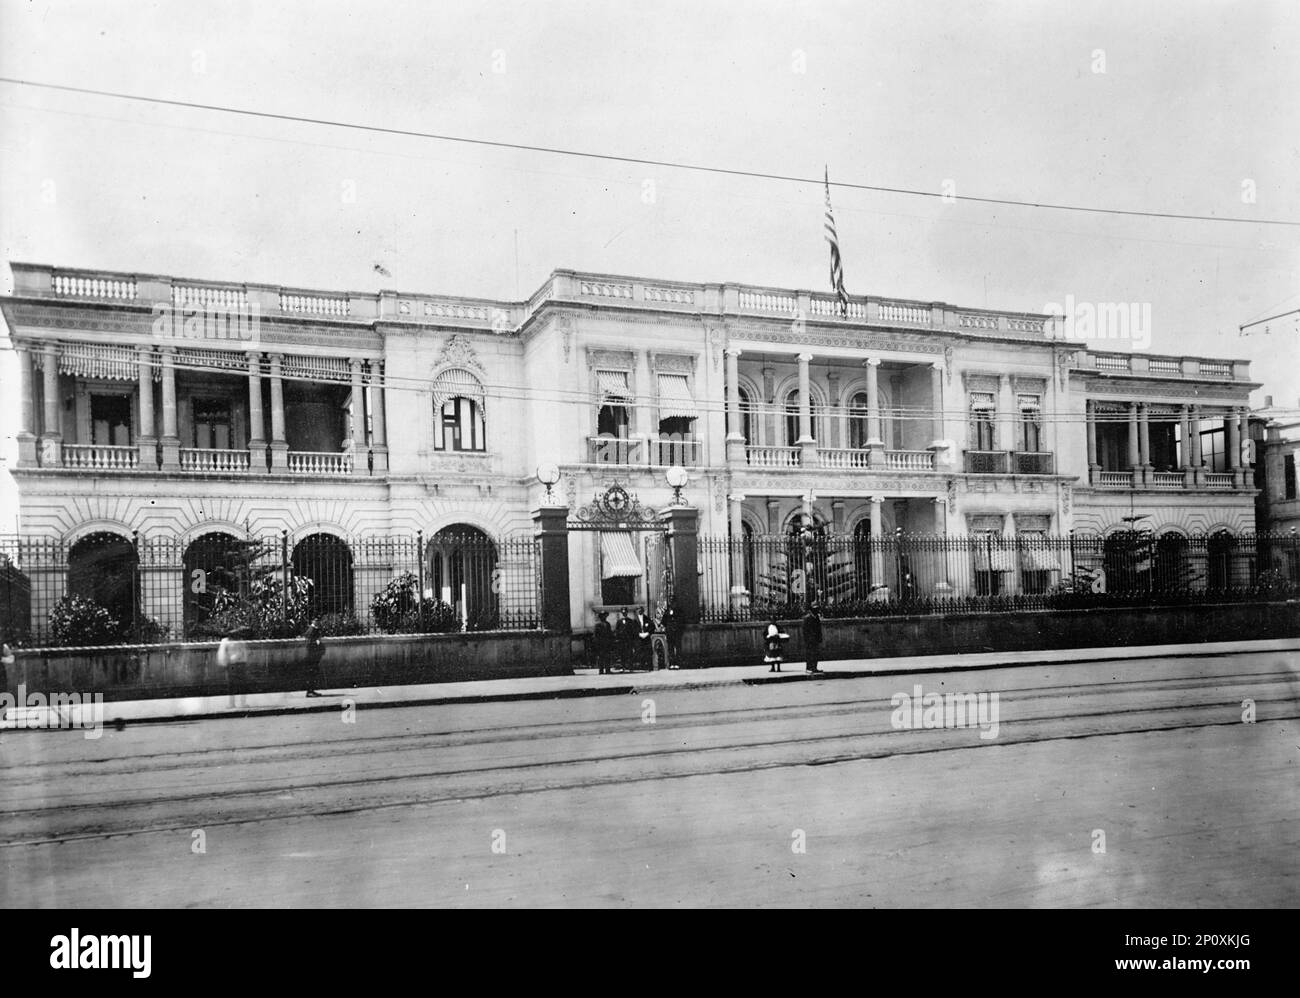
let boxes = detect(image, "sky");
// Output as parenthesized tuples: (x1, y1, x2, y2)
(0, 0, 1298, 509)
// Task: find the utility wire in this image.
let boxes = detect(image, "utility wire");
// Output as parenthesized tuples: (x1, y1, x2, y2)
(3, 76, 1299, 228)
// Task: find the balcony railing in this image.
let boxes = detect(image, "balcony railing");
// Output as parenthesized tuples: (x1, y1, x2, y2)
(965, 451, 1008, 474)
(1096, 470, 1135, 488)
(62, 444, 139, 470)
(649, 437, 701, 467)
(819, 448, 871, 470)
(180, 447, 253, 473)
(745, 445, 801, 468)
(1204, 473, 1234, 489)
(587, 435, 642, 465)
(1151, 471, 1185, 489)
(1012, 451, 1055, 475)
(885, 449, 935, 471)
(287, 450, 354, 475)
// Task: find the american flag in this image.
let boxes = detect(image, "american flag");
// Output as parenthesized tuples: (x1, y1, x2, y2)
(824, 166, 849, 315)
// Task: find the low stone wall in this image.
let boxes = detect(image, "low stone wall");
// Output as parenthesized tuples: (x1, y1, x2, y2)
(687, 601, 1300, 668)
(4, 630, 572, 702)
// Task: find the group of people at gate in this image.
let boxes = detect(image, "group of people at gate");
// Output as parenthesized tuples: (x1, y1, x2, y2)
(589, 604, 683, 673)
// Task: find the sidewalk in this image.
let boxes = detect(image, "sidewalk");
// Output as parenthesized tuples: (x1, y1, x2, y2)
(3, 637, 1297, 730)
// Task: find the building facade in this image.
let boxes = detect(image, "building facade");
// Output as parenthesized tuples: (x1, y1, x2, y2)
(0, 262, 1260, 633)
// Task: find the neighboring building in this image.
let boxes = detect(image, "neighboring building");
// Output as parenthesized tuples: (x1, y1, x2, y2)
(1251, 395, 1300, 535)
(0, 262, 1261, 633)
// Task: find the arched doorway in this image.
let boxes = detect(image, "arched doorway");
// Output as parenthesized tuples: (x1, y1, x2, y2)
(427, 525, 498, 630)
(183, 532, 246, 636)
(1153, 533, 1190, 592)
(292, 533, 355, 618)
(67, 531, 137, 627)
(1207, 531, 1236, 592)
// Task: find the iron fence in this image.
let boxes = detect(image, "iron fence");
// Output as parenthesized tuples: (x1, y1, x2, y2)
(0, 528, 539, 647)
(699, 530, 1300, 623)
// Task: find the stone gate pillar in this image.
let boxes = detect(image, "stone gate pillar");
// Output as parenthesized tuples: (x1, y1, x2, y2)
(532, 506, 571, 634)
(661, 505, 700, 626)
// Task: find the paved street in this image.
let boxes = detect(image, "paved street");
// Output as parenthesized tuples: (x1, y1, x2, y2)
(2, 644, 1297, 907)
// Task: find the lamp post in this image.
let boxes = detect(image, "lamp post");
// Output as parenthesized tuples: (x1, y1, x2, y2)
(665, 465, 689, 507)
(536, 463, 561, 504)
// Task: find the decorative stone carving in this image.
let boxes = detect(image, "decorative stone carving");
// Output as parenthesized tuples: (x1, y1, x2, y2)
(587, 348, 636, 371)
(435, 333, 485, 373)
(944, 345, 953, 384)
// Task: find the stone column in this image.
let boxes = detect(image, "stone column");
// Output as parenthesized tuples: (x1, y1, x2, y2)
(1086, 400, 1099, 483)
(269, 353, 288, 470)
(247, 351, 266, 472)
(1189, 405, 1203, 484)
(725, 347, 744, 462)
(929, 362, 944, 446)
(826, 370, 841, 450)
(762, 366, 776, 448)
(796, 352, 817, 466)
(1138, 402, 1151, 484)
(869, 495, 886, 591)
(1127, 401, 1140, 475)
(1222, 405, 1242, 488)
(661, 506, 699, 627)
(532, 506, 572, 633)
(370, 360, 389, 472)
(137, 346, 157, 469)
(633, 350, 653, 465)
(729, 492, 747, 605)
(1237, 408, 1250, 487)
(349, 357, 366, 473)
(15, 343, 37, 466)
(865, 357, 883, 467)
(1180, 405, 1193, 486)
(159, 346, 180, 469)
(40, 343, 62, 467)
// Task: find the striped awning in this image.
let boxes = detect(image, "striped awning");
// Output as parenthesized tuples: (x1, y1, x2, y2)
(432, 367, 485, 413)
(657, 373, 697, 419)
(175, 348, 248, 373)
(973, 545, 1016, 572)
(1020, 546, 1062, 571)
(282, 355, 352, 383)
(597, 370, 630, 398)
(57, 343, 139, 381)
(600, 532, 642, 579)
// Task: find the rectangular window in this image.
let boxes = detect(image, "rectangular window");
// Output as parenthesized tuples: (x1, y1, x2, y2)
(192, 398, 232, 450)
(1018, 395, 1041, 452)
(434, 397, 485, 452)
(1200, 427, 1226, 471)
(1286, 453, 1297, 500)
(90, 394, 132, 446)
(970, 392, 996, 451)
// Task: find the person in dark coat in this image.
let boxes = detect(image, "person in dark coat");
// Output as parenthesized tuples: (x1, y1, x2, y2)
(635, 607, 656, 671)
(592, 610, 614, 674)
(660, 602, 683, 669)
(802, 603, 824, 673)
(614, 608, 634, 672)
(303, 618, 326, 697)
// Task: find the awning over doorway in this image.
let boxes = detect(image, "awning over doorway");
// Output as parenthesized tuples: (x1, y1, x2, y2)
(599, 531, 642, 579)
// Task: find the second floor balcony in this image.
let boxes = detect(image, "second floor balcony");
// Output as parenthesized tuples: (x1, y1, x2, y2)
(586, 433, 703, 468)
(964, 450, 1056, 475)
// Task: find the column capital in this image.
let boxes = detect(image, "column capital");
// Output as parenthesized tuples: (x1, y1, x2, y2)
(864, 357, 882, 367)
(135, 344, 153, 357)
(728, 492, 746, 503)
(931, 361, 943, 372)
(246, 349, 263, 362)
(796, 351, 814, 364)
(159, 344, 176, 356)
(724, 346, 743, 358)
(869, 495, 885, 504)
(349, 357, 365, 371)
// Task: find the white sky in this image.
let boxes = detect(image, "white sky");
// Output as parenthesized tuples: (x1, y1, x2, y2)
(1, 0, 1298, 512)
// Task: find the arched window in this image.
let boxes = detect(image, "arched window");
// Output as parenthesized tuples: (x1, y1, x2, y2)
(849, 391, 870, 449)
(292, 533, 355, 618)
(183, 532, 247, 636)
(432, 369, 486, 452)
(428, 525, 499, 629)
(737, 386, 756, 445)
(784, 390, 801, 446)
(67, 531, 137, 627)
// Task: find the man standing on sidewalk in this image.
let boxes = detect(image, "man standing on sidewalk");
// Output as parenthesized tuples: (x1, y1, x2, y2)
(802, 603, 823, 673)
(303, 618, 326, 697)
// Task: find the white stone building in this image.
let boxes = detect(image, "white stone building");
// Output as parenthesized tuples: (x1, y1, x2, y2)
(0, 262, 1260, 632)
